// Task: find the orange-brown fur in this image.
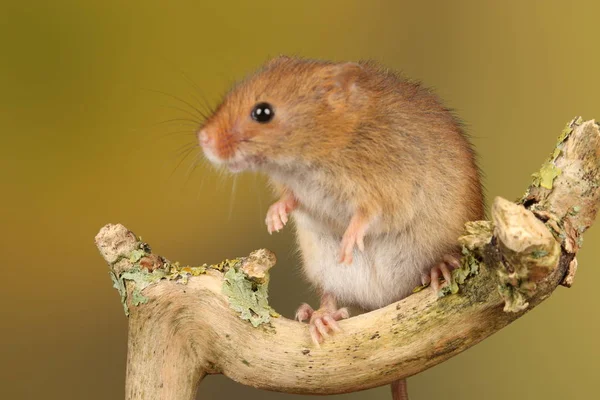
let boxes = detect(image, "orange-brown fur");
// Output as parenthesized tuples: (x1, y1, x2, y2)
(199, 56, 484, 307)
(199, 56, 484, 399)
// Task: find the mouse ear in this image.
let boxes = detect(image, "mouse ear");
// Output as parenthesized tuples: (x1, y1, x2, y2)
(265, 55, 293, 68)
(324, 62, 364, 108)
(331, 62, 363, 89)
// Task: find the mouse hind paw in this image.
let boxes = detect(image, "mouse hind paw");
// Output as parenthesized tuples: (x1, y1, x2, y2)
(308, 307, 349, 346)
(295, 303, 314, 323)
(295, 303, 349, 346)
(422, 254, 461, 294)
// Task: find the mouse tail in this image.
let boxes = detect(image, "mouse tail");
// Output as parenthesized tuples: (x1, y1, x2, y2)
(391, 378, 409, 400)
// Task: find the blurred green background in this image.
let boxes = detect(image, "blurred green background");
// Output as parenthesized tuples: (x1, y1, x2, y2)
(1, 1, 598, 399)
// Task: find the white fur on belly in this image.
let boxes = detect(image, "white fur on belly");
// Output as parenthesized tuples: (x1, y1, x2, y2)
(294, 212, 430, 311)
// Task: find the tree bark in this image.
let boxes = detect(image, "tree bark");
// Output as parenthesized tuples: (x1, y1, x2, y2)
(95, 118, 600, 399)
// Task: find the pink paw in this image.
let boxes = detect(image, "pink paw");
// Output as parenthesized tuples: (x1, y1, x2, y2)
(421, 255, 461, 293)
(295, 303, 314, 322)
(295, 303, 350, 346)
(338, 215, 368, 265)
(265, 196, 297, 234)
(338, 230, 365, 265)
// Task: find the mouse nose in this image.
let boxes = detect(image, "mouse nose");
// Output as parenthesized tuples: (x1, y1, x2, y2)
(198, 129, 212, 147)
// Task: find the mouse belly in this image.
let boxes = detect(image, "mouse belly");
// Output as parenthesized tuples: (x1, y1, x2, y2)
(294, 212, 428, 311)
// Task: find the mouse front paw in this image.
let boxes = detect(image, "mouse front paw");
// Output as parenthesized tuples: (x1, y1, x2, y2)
(265, 195, 297, 234)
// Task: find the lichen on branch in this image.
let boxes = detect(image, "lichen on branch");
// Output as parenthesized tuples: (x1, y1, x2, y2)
(95, 225, 277, 322)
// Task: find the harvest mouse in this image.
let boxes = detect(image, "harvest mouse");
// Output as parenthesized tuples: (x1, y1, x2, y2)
(198, 56, 484, 399)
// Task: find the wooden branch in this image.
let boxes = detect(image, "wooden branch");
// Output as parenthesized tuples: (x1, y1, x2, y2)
(95, 118, 600, 399)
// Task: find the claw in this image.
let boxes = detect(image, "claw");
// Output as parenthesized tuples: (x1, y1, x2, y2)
(339, 233, 356, 264)
(443, 254, 461, 269)
(427, 255, 460, 296)
(279, 207, 288, 225)
(332, 308, 349, 320)
(309, 324, 321, 347)
(421, 273, 431, 286)
(296, 302, 350, 345)
(338, 214, 370, 265)
(314, 318, 329, 338)
(295, 303, 314, 323)
(439, 262, 452, 285)
(430, 266, 441, 292)
(339, 230, 364, 265)
(265, 194, 297, 235)
(323, 315, 342, 332)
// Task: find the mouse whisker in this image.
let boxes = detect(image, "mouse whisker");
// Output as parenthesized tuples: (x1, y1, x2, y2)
(158, 141, 195, 176)
(171, 141, 198, 158)
(193, 156, 213, 200)
(158, 104, 203, 124)
(169, 145, 197, 180)
(177, 69, 216, 116)
(151, 118, 202, 127)
(182, 149, 204, 188)
(228, 174, 239, 221)
(142, 87, 210, 121)
(252, 173, 265, 225)
(153, 129, 197, 140)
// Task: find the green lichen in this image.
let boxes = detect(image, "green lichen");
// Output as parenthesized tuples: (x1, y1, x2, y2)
(459, 220, 493, 251)
(532, 162, 562, 189)
(110, 270, 128, 314)
(497, 268, 538, 313)
(221, 266, 277, 327)
(438, 246, 481, 298)
(531, 250, 549, 258)
(557, 120, 574, 144)
(129, 249, 146, 263)
(164, 262, 207, 284)
(494, 232, 559, 313)
(108, 240, 278, 325)
(119, 268, 168, 310)
(108, 239, 228, 316)
(121, 268, 168, 291)
(113, 261, 219, 316)
(415, 221, 490, 296)
(497, 283, 531, 313)
(131, 290, 149, 306)
(412, 284, 428, 293)
(530, 117, 583, 191)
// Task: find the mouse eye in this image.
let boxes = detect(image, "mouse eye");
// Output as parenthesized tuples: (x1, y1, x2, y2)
(251, 102, 274, 123)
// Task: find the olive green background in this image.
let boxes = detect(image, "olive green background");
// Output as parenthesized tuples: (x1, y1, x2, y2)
(2, 1, 598, 399)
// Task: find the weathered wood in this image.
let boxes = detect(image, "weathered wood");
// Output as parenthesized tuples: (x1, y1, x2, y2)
(95, 118, 599, 399)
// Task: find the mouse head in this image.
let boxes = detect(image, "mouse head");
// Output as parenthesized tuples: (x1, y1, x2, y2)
(198, 56, 367, 173)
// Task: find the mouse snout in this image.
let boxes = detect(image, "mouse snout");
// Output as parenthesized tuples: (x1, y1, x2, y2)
(198, 129, 212, 147)
(198, 128, 220, 164)
(198, 127, 238, 165)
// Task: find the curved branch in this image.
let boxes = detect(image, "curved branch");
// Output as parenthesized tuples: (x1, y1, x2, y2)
(95, 118, 600, 399)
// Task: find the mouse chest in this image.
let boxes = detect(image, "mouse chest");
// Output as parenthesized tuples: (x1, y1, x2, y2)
(271, 172, 350, 229)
